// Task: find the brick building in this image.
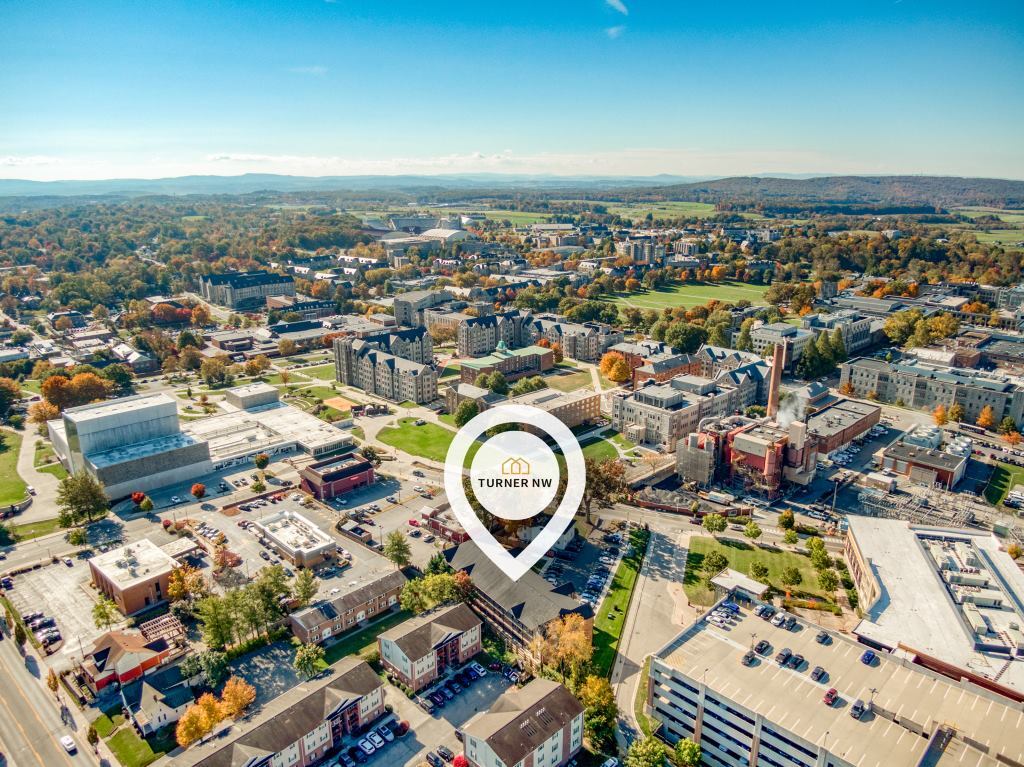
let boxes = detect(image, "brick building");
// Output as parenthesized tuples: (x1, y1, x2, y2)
(299, 454, 376, 501)
(88, 540, 179, 615)
(459, 342, 554, 384)
(290, 571, 407, 644)
(378, 604, 482, 691)
(463, 680, 584, 767)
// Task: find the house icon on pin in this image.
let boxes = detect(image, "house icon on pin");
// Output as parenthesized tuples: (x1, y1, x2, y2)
(501, 456, 531, 476)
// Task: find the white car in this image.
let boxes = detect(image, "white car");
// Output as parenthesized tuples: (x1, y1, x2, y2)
(358, 738, 376, 755)
(472, 662, 487, 676)
(170, 495, 181, 504)
(26, 485, 36, 495)
(367, 732, 386, 749)
(60, 735, 77, 753)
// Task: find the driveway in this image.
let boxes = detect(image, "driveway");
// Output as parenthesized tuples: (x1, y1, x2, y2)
(14, 429, 61, 524)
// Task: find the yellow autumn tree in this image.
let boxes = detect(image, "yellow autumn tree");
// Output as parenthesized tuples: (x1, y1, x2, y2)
(175, 706, 208, 747)
(977, 405, 996, 430)
(932, 404, 948, 426)
(220, 676, 257, 719)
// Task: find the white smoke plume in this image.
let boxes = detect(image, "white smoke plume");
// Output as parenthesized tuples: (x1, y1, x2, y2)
(776, 392, 806, 428)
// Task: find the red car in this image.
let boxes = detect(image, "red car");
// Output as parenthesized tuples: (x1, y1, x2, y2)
(823, 688, 839, 706)
(408, 519, 419, 527)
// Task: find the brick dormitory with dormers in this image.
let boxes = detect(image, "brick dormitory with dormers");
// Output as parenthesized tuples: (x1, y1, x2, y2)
(377, 603, 482, 691)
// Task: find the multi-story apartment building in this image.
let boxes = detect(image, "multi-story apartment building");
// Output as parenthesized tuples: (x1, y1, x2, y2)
(457, 310, 532, 357)
(377, 604, 482, 691)
(459, 343, 554, 384)
(333, 330, 438, 404)
(839, 357, 1024, 426)
(646, 590, 1022, 767)
(393, 288, 453, 327)
(445, 543, 593, 667)
(510, 387, 601, 431)
(801, 309, 875, 353)
(177, 658, 385, 767)
(290, 571, 406, 644)
(463, 680, 584, 767)
(748, 322, 813, 370)
(199, 270, 296, 310)
(265, 295, 337, 320)
(611, 363, 768, 452)
(524, 314, 624, 362)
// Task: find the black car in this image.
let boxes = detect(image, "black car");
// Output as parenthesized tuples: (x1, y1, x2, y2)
(754, 640, 771, 655)
(775, 648, 792, 665)
(810, 666, 826, 682)
(784, 616, 797, 630)
(787, 653, 805, 670)
(446, 680, 462, 694)
(758, 606, 776, 621)
(741, 651, 756, 666)
(437, 746, 455, 762)
(348, 747, 368, 764)
(815, 630, 831, 645)
(426, 752, 444, 767)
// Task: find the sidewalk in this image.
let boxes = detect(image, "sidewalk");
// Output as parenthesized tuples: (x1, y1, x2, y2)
(14, 427, 61, 524)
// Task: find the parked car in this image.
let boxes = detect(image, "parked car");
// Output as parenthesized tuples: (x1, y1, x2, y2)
(786, 653, 804, 670)
(367, 732, 385, 749)
(815, 630, 831, 645)
(810, 666, 826, 682)
(741, 651, 756, 666)
(377, 726, 394, 743)
(426, 752, 444, 767)
(823, 688, 839, 706)
(850, 699, 867, 720)
(472, 662, 488, 676)
(860, 650, 877, 666)
(775, 648, 792, 666)
(754, 640, 771, 655)
(60, 736, 77, 754)
(357, 738, 375, 755)
(437, 745, 455, 762)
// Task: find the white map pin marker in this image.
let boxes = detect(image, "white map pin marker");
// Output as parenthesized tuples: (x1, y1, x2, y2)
(443, 403, 586, 581)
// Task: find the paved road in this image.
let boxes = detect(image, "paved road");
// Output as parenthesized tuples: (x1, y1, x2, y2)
(0, 633, 91, 767)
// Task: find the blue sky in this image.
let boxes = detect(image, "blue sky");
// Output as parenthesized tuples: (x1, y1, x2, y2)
(2, 0, 1023, 180)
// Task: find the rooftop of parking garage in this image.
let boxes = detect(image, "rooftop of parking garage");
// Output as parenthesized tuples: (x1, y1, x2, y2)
(655, 602, 1023, 767)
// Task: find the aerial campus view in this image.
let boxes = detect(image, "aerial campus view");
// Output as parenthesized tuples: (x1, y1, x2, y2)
(2, 2, 1024, 767)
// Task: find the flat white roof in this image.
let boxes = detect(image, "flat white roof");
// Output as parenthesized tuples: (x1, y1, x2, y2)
(848, 516, 1024, 693)
(255, 508, 336, 555)
(90, 539, 178, 588)
(64, 393, 176, 424)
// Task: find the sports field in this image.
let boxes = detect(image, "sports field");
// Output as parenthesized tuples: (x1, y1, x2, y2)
(607, 280, 771, 310)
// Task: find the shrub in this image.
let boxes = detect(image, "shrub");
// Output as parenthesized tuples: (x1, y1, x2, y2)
(162, 519, 172, 530)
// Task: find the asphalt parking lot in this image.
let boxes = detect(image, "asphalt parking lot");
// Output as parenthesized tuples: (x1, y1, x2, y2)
(383, 665, 512, 765)
(541, 526, 624, 604)
(6, 557, 104, 663)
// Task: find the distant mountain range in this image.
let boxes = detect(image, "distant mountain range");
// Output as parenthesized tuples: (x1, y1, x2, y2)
(0, 173, 1021, 209)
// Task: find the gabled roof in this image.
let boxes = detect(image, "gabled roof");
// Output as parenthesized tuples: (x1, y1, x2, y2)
(377, 603, 480, 661)
(444, 542, 592, 631)
(87, 630, 169, 677)
(122, 664, 193, 714)
(463, 679, 583, 766)
(291, 571, 407, 631)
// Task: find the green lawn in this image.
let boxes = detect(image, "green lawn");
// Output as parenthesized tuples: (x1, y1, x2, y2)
(299, 364, 337, 381)
(953, 207, 1024, 224)
(544, 369, 592, 393)
(318, 609, 413, 668)
(592, 529, 650, 677)
(10, 517, 65, 542)
(683, 536, 832, 606)
(984, 462, 1024, 506)
(971, 229, 1024, 248)
(377, 417, 480, 464)
(0, 429, 27, 505)
(38, 462, 68, 479)
(605, 430, 636, 452)
(438, 413, 457, 427)
(107, 726, 165, 767)
(580, 438, 618, 462)
(438, 364, 461, 380)
(607, 280, 771, 311)
(20, 379, 42, 394)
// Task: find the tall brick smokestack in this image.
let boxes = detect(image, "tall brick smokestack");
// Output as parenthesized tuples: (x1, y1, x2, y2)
(767, 342, 785, 420)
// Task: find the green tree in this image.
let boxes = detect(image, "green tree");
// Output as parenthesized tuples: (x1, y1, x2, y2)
(425, 552, 450, 575)
(139, 496, 154, 512)
(581, 458, 625, 523)
(56, 473, 108, 526)
(750, 562, 770, 582)
(783, 529, 799, 545)
(999, 416, 1019, 435)
(702, 513, 727, 537)
(196, 595, 236, 650)
(810, 548, 831, 571)
(453, 400, 479, 428)
(383, 530, 412, 568)
(292, 569, 319, 607)
(735, 318, 755, 352)
(818, 569, 839, 593)
(702, 551, 729, 584)
(294, 642, 325, 679)
(949, 402, 965, 422)
(780, 566, 803, 589)
(14, 622, 26, 647)
(199, 650, 229, 687)
(778, 509, 795, 530)
(675, 738, 702, 767)
(66, 527, 88, 547)
(254, 453, 270, 471)
(360, 445, 382, 466)
(87, 724, 99, 752)
(577, 675, 618, 750)
(625, 736, 667, 767)
(486, 371, 509, 395)
(92, 596, 119, 629)
(743, 521, 762, 542)
(829, 328, 847, 362)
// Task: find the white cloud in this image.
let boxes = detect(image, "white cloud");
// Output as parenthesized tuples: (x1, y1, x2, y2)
(605, 0, 628, 15)
(288, 65, 328, 76)
(1, 155, 61, 167)
(606, 25, 626, 39)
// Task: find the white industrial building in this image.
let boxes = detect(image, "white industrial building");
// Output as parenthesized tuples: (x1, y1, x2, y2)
(252, 508, 337, 567)
(49, 384, 352, 499)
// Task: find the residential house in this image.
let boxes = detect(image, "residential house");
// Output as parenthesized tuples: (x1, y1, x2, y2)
(290, 571, 407, 644)
(378, 604, 482, 691)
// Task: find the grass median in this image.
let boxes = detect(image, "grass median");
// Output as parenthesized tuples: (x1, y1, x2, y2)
(591, 528, 650, 677)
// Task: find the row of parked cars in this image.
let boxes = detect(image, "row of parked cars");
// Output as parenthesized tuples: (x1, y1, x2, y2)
(24, 610, 62, 648)
(421, 661, 490, 712)
(331, 719, 406, 766)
